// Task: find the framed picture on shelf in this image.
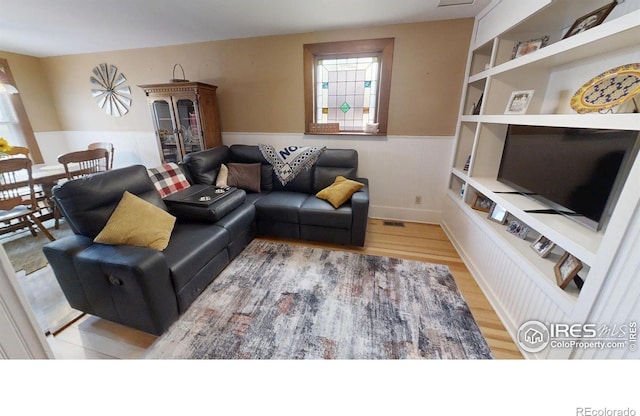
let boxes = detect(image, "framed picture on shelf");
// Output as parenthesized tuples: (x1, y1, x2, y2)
(487, 203, 508, 224)
(463, 155, 471, 171)
(471, 194, 492, 212)
(554, 252, 583, 289)
(563, 1, 617, 39)
(531, 235, 555, 258)
(506, 220, 530, 239)
(511, 36, 549, 59)
(504, 90, 534, 115)
(472, 93, 483, 115)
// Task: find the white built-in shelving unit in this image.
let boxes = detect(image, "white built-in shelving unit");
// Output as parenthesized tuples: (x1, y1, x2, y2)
(442, 0, 640, 358)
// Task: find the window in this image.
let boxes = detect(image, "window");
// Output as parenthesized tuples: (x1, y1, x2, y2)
(0, 58, 43, 163)
(303, 38, 394, 135)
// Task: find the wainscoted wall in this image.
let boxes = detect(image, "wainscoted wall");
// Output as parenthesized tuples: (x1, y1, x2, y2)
(442, 196, 571, 359)
(222, 132, 453, 223)
(35, 130, 161, 168)
(34, 130, 454, 223)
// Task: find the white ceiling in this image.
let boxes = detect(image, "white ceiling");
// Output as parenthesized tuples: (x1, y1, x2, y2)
(1, 0, 490, 57)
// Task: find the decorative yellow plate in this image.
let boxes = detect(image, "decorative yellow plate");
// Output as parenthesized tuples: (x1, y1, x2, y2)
(570, 63, 640, 113)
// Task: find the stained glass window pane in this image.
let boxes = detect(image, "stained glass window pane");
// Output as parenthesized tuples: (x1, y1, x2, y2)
(315, 56, 379, 132)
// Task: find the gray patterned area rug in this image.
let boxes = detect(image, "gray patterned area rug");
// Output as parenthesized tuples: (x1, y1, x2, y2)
(144, 240, 493, 359)
(2, 221, 74, 275)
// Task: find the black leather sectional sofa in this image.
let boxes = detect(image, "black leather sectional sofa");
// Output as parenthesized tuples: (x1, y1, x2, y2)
(43, 145, 369, 335)
(183, 144, 369, 246)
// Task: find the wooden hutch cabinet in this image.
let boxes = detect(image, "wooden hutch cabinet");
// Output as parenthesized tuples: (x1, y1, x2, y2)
(139, 82, 222, 163)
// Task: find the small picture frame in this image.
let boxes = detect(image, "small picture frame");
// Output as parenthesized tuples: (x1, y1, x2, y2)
(563, 1, 617, 39)
(463, 155, 471, 171)
(506, 220, 530, 239)
(554, 252, 583, 289)
(472, 93, 483, 115)
(472, 194, 493, 212)
(531, 235, 555, 258)
(488, 203, 508, 224)
(505, 90, 535, 115)
(511, 36, 549, 59)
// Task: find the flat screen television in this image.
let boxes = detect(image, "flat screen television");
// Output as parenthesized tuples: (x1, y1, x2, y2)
(497, 124, 639, 231)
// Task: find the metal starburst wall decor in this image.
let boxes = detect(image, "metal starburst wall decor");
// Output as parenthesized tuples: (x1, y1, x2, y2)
(90, 63, 132, 117)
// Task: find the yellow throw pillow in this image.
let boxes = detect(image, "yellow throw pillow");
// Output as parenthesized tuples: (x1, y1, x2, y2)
(94, 191, 176, 251)
(316, 176, 364, 208)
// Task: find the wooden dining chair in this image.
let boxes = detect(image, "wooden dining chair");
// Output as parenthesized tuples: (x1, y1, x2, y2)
(58, 148, 110, 180)
(87, 142, 114, 170)
(3, 146, 31, 158)
(53, 148, 110, 228)
(0, 158, 55, 241)
(0, 145, 50, 214)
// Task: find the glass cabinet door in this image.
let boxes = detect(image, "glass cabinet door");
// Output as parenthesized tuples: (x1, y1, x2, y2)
(151, 99, 181, 163)
(174, 98, 203, 157)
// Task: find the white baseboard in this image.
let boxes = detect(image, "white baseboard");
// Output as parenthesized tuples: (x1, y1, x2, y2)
(370, 205, 441, 224)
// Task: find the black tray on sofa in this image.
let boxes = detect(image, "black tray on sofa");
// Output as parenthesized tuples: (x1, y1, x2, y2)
(164, 185, 237, 207)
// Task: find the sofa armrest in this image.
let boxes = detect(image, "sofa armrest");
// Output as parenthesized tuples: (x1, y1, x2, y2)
(351, 178, 370, 246)
(165, 187, 247, 223)
(43, 235, 95, 314)
(50, 241, 178, 335)
(72, 244, 179, 335)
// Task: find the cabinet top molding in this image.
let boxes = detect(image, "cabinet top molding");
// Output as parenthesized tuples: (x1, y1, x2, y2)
(138, 82, 218, 95)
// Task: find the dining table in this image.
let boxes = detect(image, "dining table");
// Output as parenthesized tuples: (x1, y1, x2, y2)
(14, 163, 80, 225)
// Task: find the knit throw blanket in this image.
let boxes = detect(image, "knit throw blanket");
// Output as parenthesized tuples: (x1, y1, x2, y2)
(259, 144, 326, 186)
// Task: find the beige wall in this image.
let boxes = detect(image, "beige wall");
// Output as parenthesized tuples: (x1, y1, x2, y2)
(26, 18, 472, 136)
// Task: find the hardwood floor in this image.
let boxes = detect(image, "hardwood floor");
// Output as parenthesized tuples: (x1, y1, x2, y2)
(45, 218, 523, 359)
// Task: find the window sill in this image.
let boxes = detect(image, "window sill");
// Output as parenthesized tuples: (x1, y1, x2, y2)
(304, 131, 387, 137)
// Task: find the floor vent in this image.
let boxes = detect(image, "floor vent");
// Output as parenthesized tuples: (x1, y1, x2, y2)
(383, 221, 406, 227)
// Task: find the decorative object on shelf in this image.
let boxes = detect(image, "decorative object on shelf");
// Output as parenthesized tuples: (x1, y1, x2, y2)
(472, 93, 483, 115)
(505, 90, 534, 114)
(511, 36, 549, 59)
(531, 235, 555, 258)
(562, 1, 617, 39)
(460, 183, 466, 197)
(487, 203, 508, 224)
(364, 123, 379, 133)
(309, 123, 339, 134)
(170, 64, 189, 83)
(506, 220, 530, 239)
(90, 63, 132, 117)
(570, 63, 640, 114)
(471, 194, 492, 212)
(463, 155, 471, 171)
(554, 252, 583, 289)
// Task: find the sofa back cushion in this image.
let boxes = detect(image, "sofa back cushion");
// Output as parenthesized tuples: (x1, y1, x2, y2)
(182, 145, 230, 185)
(53, 165, 166, 239)
(313, 149, 358, 193)
(183, 145, 359, 195)
(228, 145, 274, 191)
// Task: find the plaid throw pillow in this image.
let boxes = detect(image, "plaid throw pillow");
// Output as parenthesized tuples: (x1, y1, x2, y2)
(148, 163, 191, 198)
